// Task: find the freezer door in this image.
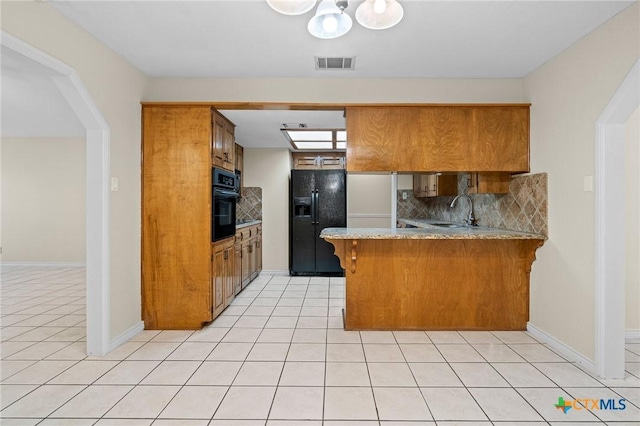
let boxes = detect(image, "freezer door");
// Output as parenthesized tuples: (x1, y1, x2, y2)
(290, 170, 316, 274)
(314, 170, 346, 273)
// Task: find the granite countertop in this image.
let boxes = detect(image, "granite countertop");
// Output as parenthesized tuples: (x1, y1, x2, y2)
(236, 219, 262, 229)
(320, 218, 546, 240)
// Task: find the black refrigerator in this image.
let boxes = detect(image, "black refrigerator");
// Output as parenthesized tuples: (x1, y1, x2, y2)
(290, 169, 346, 276)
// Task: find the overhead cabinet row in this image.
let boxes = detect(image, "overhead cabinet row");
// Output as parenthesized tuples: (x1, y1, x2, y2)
(345, 105, 529, 173)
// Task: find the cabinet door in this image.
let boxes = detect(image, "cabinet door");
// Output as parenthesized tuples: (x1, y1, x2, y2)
(212, 113, 225, 168)
(223, 122, 235, 171)
(470, 107, 529, 172)
(249, 237, 257, 281)
(234, 241, 242, 295)
(413, 174, 457, 197)
(142, 106, 212, 329)
(235, 144, 244, 196)
(211, 242, 226, 319)
(466, 172, 510, 194)
(255, 228, 262, 274)
(223, 242, 235, 307)
(241, 241, 251, 288)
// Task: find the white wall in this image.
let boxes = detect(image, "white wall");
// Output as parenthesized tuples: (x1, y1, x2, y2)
(524, 3, 639, 360)
(147, 78, 524, 105)
(347, 174, 393, 228)
(1, 137, 85, 263)
(1, 2, 148, 340)
(243, 148, 291, 272)
(626, 107, 640, 332)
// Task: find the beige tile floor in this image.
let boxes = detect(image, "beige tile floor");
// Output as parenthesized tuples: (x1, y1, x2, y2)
(1, 265, 639, 425)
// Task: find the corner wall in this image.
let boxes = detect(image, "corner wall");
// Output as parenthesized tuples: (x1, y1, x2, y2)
(523, 3, 639, 360)
(242, 148, 291, 272)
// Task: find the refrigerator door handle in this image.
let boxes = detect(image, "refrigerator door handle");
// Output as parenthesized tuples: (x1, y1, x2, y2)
(314, 190, 319, 225)
(310, 190, 316, 225)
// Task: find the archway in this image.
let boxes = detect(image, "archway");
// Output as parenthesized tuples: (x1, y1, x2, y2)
(2, 31, 111, 355)
(595, 59, 640, 378)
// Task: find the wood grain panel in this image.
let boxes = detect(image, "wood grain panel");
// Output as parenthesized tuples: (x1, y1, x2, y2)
(346, 107, 471, 172)
(468, 172, 511, 194)
(346, 106, 529, 173)
(470, 107, 530, 172)
(325, 238, 543, 330)
(142, 106, 212, 329)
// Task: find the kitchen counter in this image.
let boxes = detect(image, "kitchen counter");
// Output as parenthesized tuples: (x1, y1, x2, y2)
(321, 222, 545, 331)
(236, 219, 262, 229)
(320, 224, 545, 240)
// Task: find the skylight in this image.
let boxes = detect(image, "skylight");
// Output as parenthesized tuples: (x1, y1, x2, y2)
(282, 128, 347, 151)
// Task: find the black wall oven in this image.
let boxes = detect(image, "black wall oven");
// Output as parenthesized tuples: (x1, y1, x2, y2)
(212, 168, 239, 242)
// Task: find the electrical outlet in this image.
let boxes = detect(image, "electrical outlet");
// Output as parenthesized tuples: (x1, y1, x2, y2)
(584, 176, 593, 192)
(402, 191, 408, 200)
(111, 177, 119, 192)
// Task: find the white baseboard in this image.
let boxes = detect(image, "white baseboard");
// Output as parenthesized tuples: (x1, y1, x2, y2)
(260, 270, 290, 276)
(1, 262, 86, 268)
(626, 330, 640, 340)
(109, 321, 144, 352)
(527, 322, 595, 373)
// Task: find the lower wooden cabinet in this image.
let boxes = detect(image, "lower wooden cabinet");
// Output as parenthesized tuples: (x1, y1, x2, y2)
(212, 237, 235, 319)
(235, 223, 263, 293)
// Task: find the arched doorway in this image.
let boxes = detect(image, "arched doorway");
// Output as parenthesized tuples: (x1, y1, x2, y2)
(595, 60, 640, 378)
(1, 31, 111, 355)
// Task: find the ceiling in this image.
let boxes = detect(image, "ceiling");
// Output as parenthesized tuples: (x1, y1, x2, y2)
(2, 0, 634, 143)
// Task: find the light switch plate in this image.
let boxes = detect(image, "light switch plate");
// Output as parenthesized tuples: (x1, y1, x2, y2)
(584, 176, 593, 192)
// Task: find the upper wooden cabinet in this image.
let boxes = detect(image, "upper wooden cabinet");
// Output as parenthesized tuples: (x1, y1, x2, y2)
(212, 109, 235, 172)
(413, 173, 457, 198)
(345, 105, 530, 173)
(142, 106, 212, 329)
(292, 152, 346, 170)
(466, 172, 511, 194)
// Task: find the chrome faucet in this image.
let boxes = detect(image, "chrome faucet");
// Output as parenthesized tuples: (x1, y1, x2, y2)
(450, 194, 477, 226)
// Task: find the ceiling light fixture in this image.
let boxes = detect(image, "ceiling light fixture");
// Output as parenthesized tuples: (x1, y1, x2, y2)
(308, 0, 352, 39)
(266, 0, 403, 39)
(266, 0, 317, 16)
(355, 0, 404, 30)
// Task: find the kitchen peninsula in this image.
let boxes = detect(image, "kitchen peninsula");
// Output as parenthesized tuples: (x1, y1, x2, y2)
(321, 222, 545, 331)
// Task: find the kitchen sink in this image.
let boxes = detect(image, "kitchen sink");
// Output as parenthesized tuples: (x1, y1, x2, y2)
(430, 222, 466, 228)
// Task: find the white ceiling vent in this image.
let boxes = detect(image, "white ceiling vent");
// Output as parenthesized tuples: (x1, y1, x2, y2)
(315, 56, 356, 70)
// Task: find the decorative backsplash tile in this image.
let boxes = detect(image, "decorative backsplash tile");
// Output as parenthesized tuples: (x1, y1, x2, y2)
(397, 173, 548, 236)
(237, 187, 262, 221)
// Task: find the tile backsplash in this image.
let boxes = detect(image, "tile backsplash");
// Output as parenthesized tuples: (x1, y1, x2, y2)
(397, 173, 548, 236)
(237, 187, 262, 221)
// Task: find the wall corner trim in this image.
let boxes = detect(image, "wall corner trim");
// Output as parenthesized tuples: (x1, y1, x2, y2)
(109, 321, 145, 353)
(527, 322, 596, 374)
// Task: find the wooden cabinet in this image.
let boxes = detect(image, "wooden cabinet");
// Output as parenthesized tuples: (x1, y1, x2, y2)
(235, 143, 244, 195)
(293, 152, 345, 170)
(466, 172, 511, 194)
(233, 237, 242, 295)
(345, 105, 529, 173)
(142, 106, 213, 329)
(255, 226, 262, 277)
(212, 109, 235, 172)
(413, 173, 457, 198)
(212, 237, 235, 318)
(235, 223, 263, 292)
